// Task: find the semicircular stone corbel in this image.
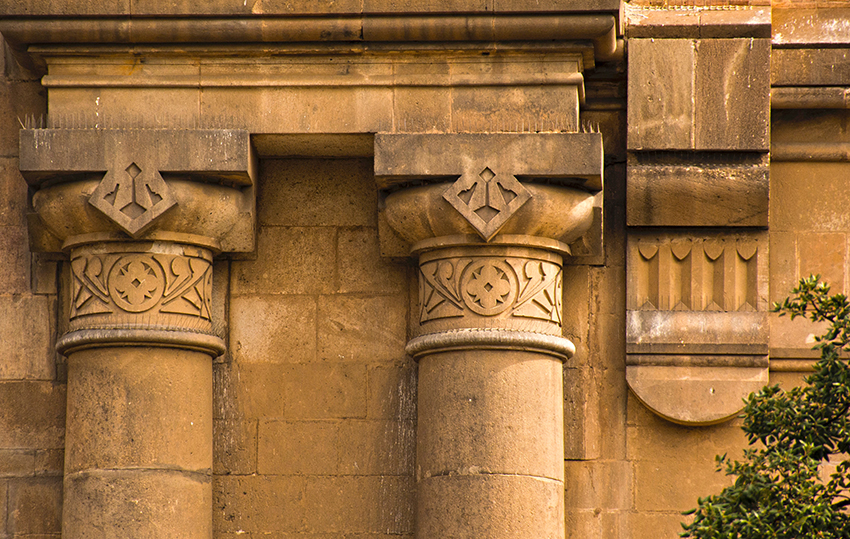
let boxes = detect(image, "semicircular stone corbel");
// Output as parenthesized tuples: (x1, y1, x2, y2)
(375, 133, 602, 539)
(19, 127, 255, 539)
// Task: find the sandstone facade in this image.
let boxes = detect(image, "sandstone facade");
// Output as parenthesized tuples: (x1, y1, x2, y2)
(0, 1, 845, 537)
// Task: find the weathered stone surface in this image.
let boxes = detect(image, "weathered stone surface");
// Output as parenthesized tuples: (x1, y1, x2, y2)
(633, 453, 733, 512)
(337, 228, 408, 293)
(366, 364, 417, 421)
(628, 38, 769, 151)
(213, 475, 306, 533)
(771, 162, 850, 231)
(418, 474, 564, 539)
(6, 476, 63, 535)
(338, 420, 415, 476)
(627, 39, 695, 150)
(0, 295, 54, 380)
(773, 7, 850, 46)
(694, 39, 770, 150)
(213, 419, 257, 475)
(0, 382, 65, 449)
(232, 227, 336, 295)
(563, 460, 631, 511)
(627, 159, 769, 227)
(259, 159, 376, 227)
(304, 475, 414, 534)
(772, 48, 850, 86)
(318, 294, 407, 362)
(230, 295, 317, 363)
(282, 364, 367, 419)
(258, 420, 339, 475)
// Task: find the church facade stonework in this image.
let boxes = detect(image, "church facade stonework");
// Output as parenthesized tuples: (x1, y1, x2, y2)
(0, 0, 844, 537)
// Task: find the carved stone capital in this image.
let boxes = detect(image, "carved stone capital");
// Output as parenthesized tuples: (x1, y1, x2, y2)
(375, 133, 604, 358)
(20, 128, 255, 356)
(58, 241, 223, 356)
(20, 128, 256, 254)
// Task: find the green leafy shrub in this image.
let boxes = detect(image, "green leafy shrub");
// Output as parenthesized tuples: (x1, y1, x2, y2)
(681, 276, 850, 539)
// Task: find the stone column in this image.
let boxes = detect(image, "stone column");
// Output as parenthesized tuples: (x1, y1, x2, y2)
(20, 129, 255, 539)
(375, 134, 603, 539)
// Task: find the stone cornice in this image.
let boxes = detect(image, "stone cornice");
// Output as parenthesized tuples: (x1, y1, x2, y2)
(0, 12, 621, 63)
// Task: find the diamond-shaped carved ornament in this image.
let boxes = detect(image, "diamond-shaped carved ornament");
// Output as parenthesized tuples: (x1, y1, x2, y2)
(443, 167, 531, 241)
(89, 162, 177, 238)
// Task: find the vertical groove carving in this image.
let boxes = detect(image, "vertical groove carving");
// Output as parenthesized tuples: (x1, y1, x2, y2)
(630, 237, 761, 312)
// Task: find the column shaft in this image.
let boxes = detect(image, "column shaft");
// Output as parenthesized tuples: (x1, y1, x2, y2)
(58, 241, 222, 539)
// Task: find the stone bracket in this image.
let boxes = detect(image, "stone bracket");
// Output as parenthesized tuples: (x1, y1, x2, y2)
(19, 129, 257, 253)
(374, 133, 604, 263)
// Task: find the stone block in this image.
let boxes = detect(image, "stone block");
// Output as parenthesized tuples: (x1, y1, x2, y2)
(634, 457, 734, 512)
(366, 364, 417, 421)
(769, 311, 828, 361)
(259, 159, 376, 227)
(232, 227, 336, 295)
(694, 39, 770, 150)
(229, 362, 288, 420)
(337, 420, 415, 476)
(258, 420, 339, 475)
(337, 228, 408, 293)
(772, 48, 850, 86)
(628, 512, 692, 539)
(200, 87, 393, 134)
(773, 7, 850, 46)
(564, 509, 625, 539)
(283, 364, 367, 419)
(375, 133, 603, 191)
(393, 87, 451, 133)
(0, 382, 64, 449)
(318, 295, 407, 362)
(0, 158, 27, 227)
(213, 475, 307, 533)
(627, 421, 747, 463)
(1, 0, 129, 15)
(0, 80, 44, 158)
(771, 162, 850, 232)
(0, 450, 34, 477)
(33, 449, 63, 477)
(6, 476, 62, 535)
(451, 85, 579, 134)
(626, 159, 769, 227)
(769, 231, 798, 305)
(304, 476, 414, 534)
(0, 295, 55, 381)
(799, 232, 845, 293)
(230, 295, 317, 363)
(564, 367, 600, 460)
(46, 87, 200, 130)
(213, 419, 257, 475)
(563, 460, 631, 510)
(0, 226, 29, 294)
(627, 39, 695, 150)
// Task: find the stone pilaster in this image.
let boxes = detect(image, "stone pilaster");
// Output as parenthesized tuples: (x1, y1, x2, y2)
(376, 134, 603, 539)
(20, 129, 255, 539)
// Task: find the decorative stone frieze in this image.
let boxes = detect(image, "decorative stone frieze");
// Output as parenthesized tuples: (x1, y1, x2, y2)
(376, 132, 603, 539)
(626, 231, 769, 425)
(20, 127, 255, 539)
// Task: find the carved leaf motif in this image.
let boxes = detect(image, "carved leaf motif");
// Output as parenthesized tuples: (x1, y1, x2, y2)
(704, 240, 724, 261)
(671, 239, 692, 261)
(638, 242, 658, 261)
(737, 240, 758, 261)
